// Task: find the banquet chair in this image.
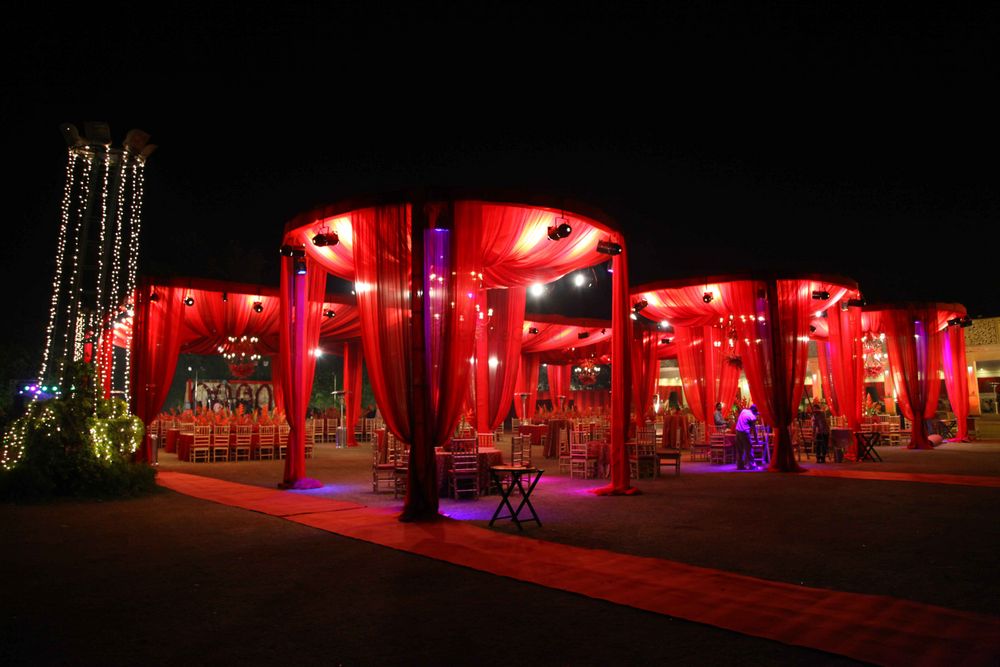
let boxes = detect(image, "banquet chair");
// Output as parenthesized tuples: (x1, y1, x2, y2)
(257, 424, 275, 460)
(233, 424, 252, 462)
(570, 441, 597, 479)
(448, 450, 480, 499)
(511, 418, 520, 435)
(394, 448, 410, 499)
(629, 442, 657, 479)
(476, 431, 495, 450)
(450, 437, 477, 453)
(364, 417, 376, 442)
(557, 428, 575, 474)
(191, 425, 212, 463)
(277, 423, 290, 459)
(372, 436, 396, 493)
(211, 424, 230, 462)
(636, 426, 656, 446)
(709, 432, 727, 465)
(304, 418, 316, 458)
(494, 424, 504, 441)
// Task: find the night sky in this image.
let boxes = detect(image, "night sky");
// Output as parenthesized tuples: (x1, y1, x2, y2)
(3, 4, 997, 376)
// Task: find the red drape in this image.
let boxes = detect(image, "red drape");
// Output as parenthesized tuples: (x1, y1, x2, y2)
(593, 239, 635, 495)
(343, 340, 363, 446)
(546, 364, 573, 409)
(882, 307, 943, 449)
(475, 288, 525, 432)
(515, 353, 540, 420)
(631, 327, 659, 421)
(828, 304, 865, 457)
(942, 326, 970, 441)
(131, 283, 185, 463)
(278, 254, 326, 486)
(734, 280, 809, 472)
(674, 324, 740, 428)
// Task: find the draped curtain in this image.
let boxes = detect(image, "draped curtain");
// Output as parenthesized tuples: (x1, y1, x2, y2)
(514, 353, 540, 420)
(631, 327, 660, 420)
(882, 308, 943, 449)
(343, 340, 363, 446)
(277, 254, 326, 486)
(674, 324, 740, 429)
(827, 304, 865, 449)
(475, 288, 525, 431)
(131, 283, 185, 463)
(547, 364, 573, 408)
(941, 326, 970, 441)
(734, 280, 810, 472)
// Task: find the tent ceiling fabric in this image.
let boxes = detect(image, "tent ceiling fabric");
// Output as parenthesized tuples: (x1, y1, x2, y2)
(284, 199, 619, 287)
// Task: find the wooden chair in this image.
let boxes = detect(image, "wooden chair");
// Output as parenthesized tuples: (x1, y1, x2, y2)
(448, 450, 480, 499)
(304, 418, 316, 458)
(657, 447, 682, 476)
(709, 432, 727, 465)
(570, 441, 597, 479)
(277, 423, 290, 459)
(211, 424, 230, 462)
(629, 442, 657, 479)
(364, 417, 376, 442)
(191, 424, 211, 463)
(257, 424, 275, 460)
(476, 431, 495, 450)
(372, 435, 396, 493)
(510, 417, 520, 435)
(233, 424, 252, 462)
(394, 447, 410, 499)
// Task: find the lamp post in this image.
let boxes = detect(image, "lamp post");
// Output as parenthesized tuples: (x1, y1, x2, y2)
(518, 392, 530, 422)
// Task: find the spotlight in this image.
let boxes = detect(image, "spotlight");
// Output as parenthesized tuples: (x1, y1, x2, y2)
(960, 316, 973, 328)
(632, 299, 648, 313)
(596, 240, 622, 255)
(703, 291, 714, 304)
(253, 301, 264, 313)
(578, 331, 590, 339)
(279, 244, 305, 258)
(846, 298, 866, 308)
(809, 325, 817, 333)
(529, 283, 545, 297)
(547, 218, 572, 240)
(324, 309, 336, 318)
(149, 293, 159, 302)
(573, 273, 586, 287)
(528, 327, 539, 334)
(312, 230, 339, 247)
(947, 316, 963, 327)
(222, 292, 228, 302)
(812, 290, 830, 300)
(661, 338, 672, 345)
(295, 257, 307, 275)
(184, 295, 194, 307)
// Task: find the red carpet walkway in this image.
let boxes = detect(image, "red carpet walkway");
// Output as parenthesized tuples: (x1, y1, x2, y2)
(157, 471, 1000, 666)
(801, 469, 1000, 487)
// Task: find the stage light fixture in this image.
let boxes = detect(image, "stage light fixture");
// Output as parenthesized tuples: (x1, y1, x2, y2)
(661, 337, 672, 345)
(573, 273, 586, 287)
(961, 316, 973, 328)
(324, 309, 336, 318)
(183, 295, 194, 307)
(947, 316, 963, 327)
(578, 331, 590, 339)
(809, 325, 817, 333)
(312, 230, 339, 247)
(702, 291, 714, 303)
(846, 298, 865, 308)
(547, 218, 572, 240)
(632, 299, 648, 313)
(528, 327, 539, 334)
(279, 244, 305, 258)
(596, 240, 622, 255)
(295, 257, 307, 275)
(149, 293, 159, 302)
(222, 292, 228, 302)
(812, 290, 830, 300)
(253, 301, 264, 313)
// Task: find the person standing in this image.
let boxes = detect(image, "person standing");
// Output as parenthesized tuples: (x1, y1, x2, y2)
(734, 404, 759, 470)
(811, 400, 830, 463)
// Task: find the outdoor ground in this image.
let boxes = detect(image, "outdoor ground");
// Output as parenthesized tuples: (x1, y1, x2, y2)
(2, 440, 998, 665)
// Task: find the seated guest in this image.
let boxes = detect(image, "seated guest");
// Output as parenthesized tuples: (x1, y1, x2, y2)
(713, 402, 729, 432)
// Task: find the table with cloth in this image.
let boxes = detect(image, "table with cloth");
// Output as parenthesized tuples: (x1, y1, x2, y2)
(519, 424, 547, 447)
(375, 428, 388, 462)
(435, 447, 504, 497)
(164, 428, 179, 453)
(662, 414, 691, 449)
(830, 427, 853, 462)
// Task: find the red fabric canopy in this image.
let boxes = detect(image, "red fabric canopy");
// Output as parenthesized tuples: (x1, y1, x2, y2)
(673, 324, 741, 427)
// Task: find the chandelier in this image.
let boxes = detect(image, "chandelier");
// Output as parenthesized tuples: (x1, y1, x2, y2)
(575, 359, 600, 386)
(862, 333, 885, 379)
(218, 335, 261, 379)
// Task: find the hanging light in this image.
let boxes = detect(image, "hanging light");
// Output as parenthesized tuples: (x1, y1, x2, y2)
(183, 295, 194, 307)
(528, 327, 539, 334)
(812, 290, 830, 300)
(547, 217, 572, 240)
(632, 299, 648, 313)
(703, 291, 714, 303)
(312, 224, 339, 247)
(596, 240, 622, 255)
(578, 331, 590, 339)
(222, 292, 228, 302)
(324, 309, 336, 318)
(253, 301, 264, 313)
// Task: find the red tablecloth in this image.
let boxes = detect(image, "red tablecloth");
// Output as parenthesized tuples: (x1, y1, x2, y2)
(543, 419, 570, 458)
(375, 428, 388, 462)
(519, 424, 547, 446)
(176, 426, 262, 461)
(165, 429, 179, 453)
(662, 415, 691, 448)
(435, 447, 504, 497)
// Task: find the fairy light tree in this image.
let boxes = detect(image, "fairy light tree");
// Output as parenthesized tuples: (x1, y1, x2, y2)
(34, 122, 155, 405)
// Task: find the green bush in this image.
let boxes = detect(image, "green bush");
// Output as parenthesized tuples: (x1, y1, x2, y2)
(0, 362, 156, 501)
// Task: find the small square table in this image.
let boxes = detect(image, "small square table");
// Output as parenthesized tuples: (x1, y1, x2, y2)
(855, 431, 883, 462)
(488, 466, 543, 531)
